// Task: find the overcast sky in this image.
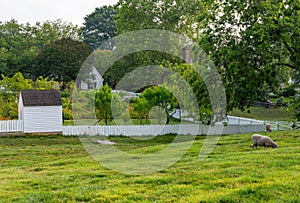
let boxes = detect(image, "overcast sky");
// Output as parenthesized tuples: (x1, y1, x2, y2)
(0, 0, 119, 26)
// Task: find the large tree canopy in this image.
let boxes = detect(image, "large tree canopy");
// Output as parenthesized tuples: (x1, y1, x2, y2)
(34, 38, 92, 84)
(99, 0, 202, 88)
(82, 6, 118, 49)
(116, 0, 203, 39)
(0, 19, 81, 78)
(198, 0, 300, 110)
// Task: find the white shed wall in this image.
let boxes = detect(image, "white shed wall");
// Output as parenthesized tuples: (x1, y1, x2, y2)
(23, 106, 62, 133)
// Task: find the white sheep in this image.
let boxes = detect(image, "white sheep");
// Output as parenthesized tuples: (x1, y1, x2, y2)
(252, 134, 278, 149)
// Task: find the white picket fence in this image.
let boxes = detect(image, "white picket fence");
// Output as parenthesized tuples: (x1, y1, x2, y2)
(0, 120, 23, 133)
(264, 121, 300, 131)
(1, 119, 296, 136)
(62, 124, 265, 136)
(226, 116, 264, 125)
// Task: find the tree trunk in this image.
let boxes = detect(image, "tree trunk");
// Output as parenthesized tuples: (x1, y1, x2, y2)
(165, 113, 170, 125)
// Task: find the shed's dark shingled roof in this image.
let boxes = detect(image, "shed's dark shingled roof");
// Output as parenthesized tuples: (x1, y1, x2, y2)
(20, 90, 62, 106)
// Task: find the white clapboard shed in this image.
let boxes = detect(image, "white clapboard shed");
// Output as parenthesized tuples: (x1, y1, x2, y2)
(18, 90, 62, 133)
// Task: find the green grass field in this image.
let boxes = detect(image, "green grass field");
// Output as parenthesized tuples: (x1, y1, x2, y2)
(0, 131, 299, 202)
(228, 106, 294, 121)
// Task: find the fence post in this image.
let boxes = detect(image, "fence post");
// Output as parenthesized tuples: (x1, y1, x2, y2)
(276, 121, 280, 131)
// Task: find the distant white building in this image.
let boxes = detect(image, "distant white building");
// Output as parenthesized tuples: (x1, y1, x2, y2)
(18, 90, 62, 133)
(76, 67, 104, 90)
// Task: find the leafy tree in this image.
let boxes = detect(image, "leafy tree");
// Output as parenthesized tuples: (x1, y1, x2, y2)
(33, 76, 60, 90)
(291, 96, 300, 121)
(0, 92, 18, 119)
(33, 19, 81, 44)
(132, 97, 151, 125)
(97, 0, 203, 89)
(148, 106, 167, 124)
(0, 72, 60, 92)
(62, 97, 73, 122)
(111, 91, 129, 125)
(0, 20, 81, 78)
(281, 85, 297, 97)
(95, 84, 113, 125)
(0, 20, 34, 77)
(34, 38, 93, 86)
(291, 69, 300, 85)
(116, 0, 203, 39)
(90, 45, 181, 89)
(103, 52, 182, 89)
(82, 6, 118, 49)
(164, 62, 212, 124)
(0, 72, 32, 92)
(198, 0, 300, 111)
(142, 86, 178, 124)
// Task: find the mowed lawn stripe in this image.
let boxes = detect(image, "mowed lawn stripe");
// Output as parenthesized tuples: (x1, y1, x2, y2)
(0, 131, 299, 202)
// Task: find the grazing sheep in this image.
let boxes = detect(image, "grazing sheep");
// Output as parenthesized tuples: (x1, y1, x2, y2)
(266, 124, 272, 132)
(252, 134, 278, 149)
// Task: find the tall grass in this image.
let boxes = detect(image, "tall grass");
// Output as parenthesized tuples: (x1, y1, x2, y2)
(0, 131, 299, 202)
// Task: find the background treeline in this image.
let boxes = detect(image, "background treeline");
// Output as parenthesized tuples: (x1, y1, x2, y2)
(0, 19, 81, 78)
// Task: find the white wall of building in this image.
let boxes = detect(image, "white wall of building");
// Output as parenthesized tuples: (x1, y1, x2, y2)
(23, 106, 62, 133)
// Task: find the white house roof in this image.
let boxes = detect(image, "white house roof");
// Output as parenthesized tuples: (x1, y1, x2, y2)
(20, 90, 62, 106)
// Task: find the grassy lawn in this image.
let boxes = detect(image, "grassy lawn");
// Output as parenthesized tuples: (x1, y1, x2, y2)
(0, 131, 299, 202)
(228, 106, 294, 121)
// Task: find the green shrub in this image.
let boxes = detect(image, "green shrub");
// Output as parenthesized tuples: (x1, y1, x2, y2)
(281, 85, 297, 97)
